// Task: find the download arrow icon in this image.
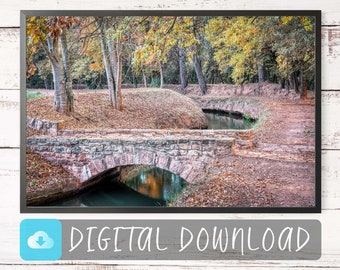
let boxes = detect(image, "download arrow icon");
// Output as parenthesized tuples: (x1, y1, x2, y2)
(27, 231, 54, 249)
(36, 236, 46, 246)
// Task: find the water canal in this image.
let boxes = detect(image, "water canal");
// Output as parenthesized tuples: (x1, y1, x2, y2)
(46, 166, 187, 207)
(45, 110, 255, 207)
(203, 109, 255, 130)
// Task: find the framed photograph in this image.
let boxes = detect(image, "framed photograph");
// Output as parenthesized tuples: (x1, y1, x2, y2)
(21, 10, 321, 213)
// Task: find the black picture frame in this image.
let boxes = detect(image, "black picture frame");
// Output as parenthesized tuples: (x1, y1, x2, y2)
(21, 10, 321, 213)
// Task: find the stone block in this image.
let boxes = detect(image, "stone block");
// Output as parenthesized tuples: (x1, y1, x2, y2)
(71, 146, 82, 154)
(37, 146, 49, 151)
(112, 153, 121, 167)
(36, 120, 43, 130)
(48, 126, 57, 136)
(167, 149, 180, 157)
(178, 142, 190, 150)
(54, 147, 64, 153)
(133, 151, 142, 165)
(125, 153, 135, 165)
(80, 165, 92, 183)
(120, 153, 128, 166)
(92, 159, 106, 172)
(140, 151, 155, 165)
(92, 151, 104, 159)
(202, 145, 213, 152)
(185, 171, 198, 184)
(123, 145, 134, 154)
(75, 153, 87, 164)
(26, 138, 36, 145)
(168, 159, 181, 175)
(88, 162, 99, 178)
(69, 138, 79, 145)
(104, 155, 115, 169)
(157, 154, 170, 169)
(191, 141, 202, 151)
(178, 139, 189, 144)
(180, 165, 193, 180)
(187, 150, 202, 157)
(81, 139, 90, 146)
(146, 140, 158, 147)
(38, 138, 47, 144)
(179, 149, 187, 155)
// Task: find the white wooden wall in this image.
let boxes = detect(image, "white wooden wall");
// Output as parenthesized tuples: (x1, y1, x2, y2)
(0, 1, 339, 269)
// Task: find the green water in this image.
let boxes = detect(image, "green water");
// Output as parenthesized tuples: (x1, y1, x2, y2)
(204, 110, 255, 130)
(46, 166, 187, 207)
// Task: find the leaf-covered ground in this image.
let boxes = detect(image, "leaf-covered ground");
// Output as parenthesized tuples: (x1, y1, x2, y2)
(26, 84, 316, 208)
(26, 149, 78, 205)
(171, 85, 316, 208)
(171, 155, 315, 208)
(27, 88, 207, 130)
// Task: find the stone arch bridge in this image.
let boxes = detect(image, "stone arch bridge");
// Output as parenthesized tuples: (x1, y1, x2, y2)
(27, 129, 238, 185)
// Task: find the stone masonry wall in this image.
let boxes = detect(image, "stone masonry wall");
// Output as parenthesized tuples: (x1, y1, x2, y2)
(193, 97, 265, 120)
(27, 136, 235, 185)
(27, 118, 63, 136)
(58, 129, 254, 149)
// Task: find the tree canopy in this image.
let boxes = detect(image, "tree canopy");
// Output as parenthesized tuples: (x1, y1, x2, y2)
(26, 15, 316, 113)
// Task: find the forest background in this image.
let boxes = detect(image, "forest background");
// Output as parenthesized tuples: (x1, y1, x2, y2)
(26, 15, 316, 115)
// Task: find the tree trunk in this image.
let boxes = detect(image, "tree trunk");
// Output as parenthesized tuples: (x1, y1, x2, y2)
(285, 78, 290, 91)
(60, 29, 74, 115)
(258, 64, 266, 83)
(158, 60, 164, 89)
(96, 18, 115, 106)
(142, 72, 147, 87)
(280, 78, 285, 90)
(300, 70, 308, 100)
(192, 54, 207, 95)
(116, 45, 123, 111)
(132, 73, 137, 88)
(45, 35, 68, 114)
(104, 17, 123, 111)
(179, 46, 188, 93)
(44, 78, 48, 90)
(50, 58, 65, 113)
(291, 72, 299, 93)
(104, 19, 118, 83)
(240, 83, 244, 95)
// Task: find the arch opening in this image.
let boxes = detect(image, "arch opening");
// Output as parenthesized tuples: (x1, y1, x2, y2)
(43, 164, 188, 207)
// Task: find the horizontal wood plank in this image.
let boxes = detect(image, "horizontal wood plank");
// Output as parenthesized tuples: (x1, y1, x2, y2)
(0, 91, 20, 148)
(322, 91, 340, 149)
(0, 0, 339, 27)
(322, 26, 340, 89)
(0, 28, 19, 90)
(0, 266, 338, 270)
(0, 257, 339, 269)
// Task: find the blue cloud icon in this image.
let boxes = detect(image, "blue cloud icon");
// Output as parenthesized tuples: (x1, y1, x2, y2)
(27, 231, 54, 249)
(21, 219, 62, 260)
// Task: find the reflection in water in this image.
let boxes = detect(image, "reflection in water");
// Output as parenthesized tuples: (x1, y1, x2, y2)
(45, 166, 187, 207)
(204, 111, 255, 130)
(125, 167, 186, 202)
